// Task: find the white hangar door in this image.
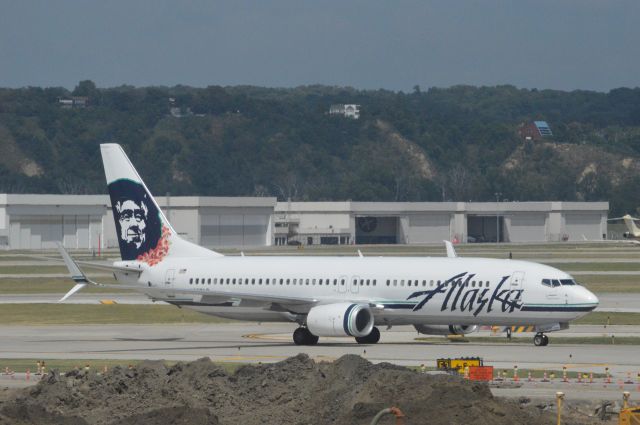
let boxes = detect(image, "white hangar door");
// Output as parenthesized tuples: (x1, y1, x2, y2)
(564, 214, 602, 241)
(201, 214, 270, 248)
(508, 214, 546, 242)
(242, 215, 269, 246)
(409, 215, 450, 243)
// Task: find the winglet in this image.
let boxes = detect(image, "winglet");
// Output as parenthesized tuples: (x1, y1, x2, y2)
(357, 249, 363, 258)
(444, 240, 457, 258)
(57, 242, 89, 302)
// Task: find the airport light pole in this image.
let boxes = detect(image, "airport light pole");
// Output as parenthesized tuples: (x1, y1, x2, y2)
(495, 192, 502, 243)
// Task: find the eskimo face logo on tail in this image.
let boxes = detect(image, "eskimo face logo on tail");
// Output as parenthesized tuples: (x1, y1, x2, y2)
(108, 179, 168, 264)
(115, 199, 148, 249)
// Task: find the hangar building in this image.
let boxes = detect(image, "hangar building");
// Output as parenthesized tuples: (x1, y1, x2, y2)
(0, 194, 608, 250)
(274, 201, 609, 245)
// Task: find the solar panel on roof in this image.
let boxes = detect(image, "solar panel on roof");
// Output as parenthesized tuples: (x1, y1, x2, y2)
(534, 121, 553, 137)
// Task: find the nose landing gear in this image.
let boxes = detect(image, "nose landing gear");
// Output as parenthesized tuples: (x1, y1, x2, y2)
(533, 332, 549, 346)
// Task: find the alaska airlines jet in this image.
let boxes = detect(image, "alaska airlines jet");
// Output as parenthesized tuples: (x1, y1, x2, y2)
(59, 144, 599, 346)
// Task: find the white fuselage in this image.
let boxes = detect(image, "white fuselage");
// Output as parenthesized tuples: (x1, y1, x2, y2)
(121, 256, 599, 327)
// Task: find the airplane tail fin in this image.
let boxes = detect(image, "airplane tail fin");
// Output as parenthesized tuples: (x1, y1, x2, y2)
(100, 143, 222, 264)
(623, 215, 640, 237)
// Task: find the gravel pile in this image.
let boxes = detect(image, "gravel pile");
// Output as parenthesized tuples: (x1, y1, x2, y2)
(0, 354, 596, 424)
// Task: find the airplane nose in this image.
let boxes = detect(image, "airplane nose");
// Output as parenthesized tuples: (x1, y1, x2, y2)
(581, 287, 599, 309)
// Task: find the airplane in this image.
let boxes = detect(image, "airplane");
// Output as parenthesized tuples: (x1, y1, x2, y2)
(608, 214, 640, 239)
(58, 143, 599, 347)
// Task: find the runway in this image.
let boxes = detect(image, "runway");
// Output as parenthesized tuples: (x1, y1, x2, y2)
(1, 323, 639, 373)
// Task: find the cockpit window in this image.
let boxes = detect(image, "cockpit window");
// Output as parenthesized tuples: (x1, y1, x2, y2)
(542, 279, 560, 287)
(542, 278, 578, 287)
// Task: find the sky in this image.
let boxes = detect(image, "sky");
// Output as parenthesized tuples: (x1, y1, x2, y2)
(1, 0, 639, 92)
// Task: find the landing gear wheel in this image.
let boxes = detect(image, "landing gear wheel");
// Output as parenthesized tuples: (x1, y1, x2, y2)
(533, 333, 546, 347)
(355, 327, 381, 344)
(293, 327, 319, 346)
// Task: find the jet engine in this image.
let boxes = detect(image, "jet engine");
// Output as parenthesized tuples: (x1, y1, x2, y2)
(306, 303, 374, 337)
(414, 324, 478, 336)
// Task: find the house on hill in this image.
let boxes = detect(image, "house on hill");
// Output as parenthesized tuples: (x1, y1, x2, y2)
(329, 104, 360, 119)
(518, 121, 553, 140)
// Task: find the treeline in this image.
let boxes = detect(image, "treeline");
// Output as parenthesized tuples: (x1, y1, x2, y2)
(0, 82, 639, 215)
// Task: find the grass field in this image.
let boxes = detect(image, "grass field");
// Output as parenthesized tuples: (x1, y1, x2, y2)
(0, 304, 234, 325)
(546, 262, 640, 272)
(577, 275, 640, 293)
(574, 311, 640, 325)
(0, 278, 129, 294)
(0, 265, 96, 275)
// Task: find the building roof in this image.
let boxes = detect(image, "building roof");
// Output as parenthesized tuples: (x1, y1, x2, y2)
(534, 121, 553, 137)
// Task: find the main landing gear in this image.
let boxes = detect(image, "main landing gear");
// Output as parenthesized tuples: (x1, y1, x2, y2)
(293, 327, 319, 346)
(533, 332, 549, 346)
(355, 327, 381, 344)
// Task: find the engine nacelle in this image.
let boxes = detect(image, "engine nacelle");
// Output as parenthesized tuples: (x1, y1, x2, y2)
(414, 324, 478, 336)
(306, 303, 374, 337)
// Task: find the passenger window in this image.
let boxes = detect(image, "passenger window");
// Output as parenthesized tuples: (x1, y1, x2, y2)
(400, 280, 405, 287)
(312, 279, 316, 285)
(286, 279, 290, 285)
(386, 280, 390, 286)
(333, 279, 337, 286)
(293, 278, 297, 285)
(341, 279, 345, 285)
(393, 280, 397, 287)
(189, 278, 193, 284)
(373, 280, 376, 286)
(266, 279, 269, 285)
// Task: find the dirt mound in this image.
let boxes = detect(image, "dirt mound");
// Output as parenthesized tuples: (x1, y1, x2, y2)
(0, 354, 580, 425)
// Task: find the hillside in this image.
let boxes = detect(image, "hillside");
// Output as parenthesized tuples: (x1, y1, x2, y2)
(0, 82, 639, 215)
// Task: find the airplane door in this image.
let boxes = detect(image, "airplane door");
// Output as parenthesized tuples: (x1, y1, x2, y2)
(351, 276, 360, 294)
(510, 271, 524, 290)
(164, 269, 176, 287)
(510, 271, 524, 301)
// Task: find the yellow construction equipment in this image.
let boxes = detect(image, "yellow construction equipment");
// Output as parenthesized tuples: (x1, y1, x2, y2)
(619, 407, 640, 425)
(437, 357, 483, 374)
